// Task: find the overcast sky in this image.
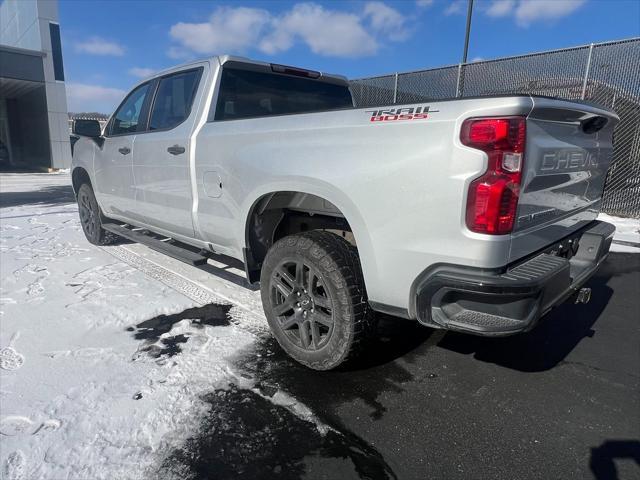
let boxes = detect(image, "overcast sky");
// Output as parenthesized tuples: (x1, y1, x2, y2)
(60, 0, 640, 113)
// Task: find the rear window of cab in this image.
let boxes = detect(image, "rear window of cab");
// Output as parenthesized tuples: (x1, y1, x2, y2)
(214, 67, 353, 121)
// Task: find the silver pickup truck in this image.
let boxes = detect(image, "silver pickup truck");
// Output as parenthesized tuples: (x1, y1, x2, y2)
(71, 55, 618, 370)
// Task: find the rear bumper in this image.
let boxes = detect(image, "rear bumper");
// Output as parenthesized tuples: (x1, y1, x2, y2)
(412, 221, 615, 336)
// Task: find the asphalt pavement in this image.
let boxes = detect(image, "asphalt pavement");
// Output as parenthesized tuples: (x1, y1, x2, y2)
(171, 252, 640, 480)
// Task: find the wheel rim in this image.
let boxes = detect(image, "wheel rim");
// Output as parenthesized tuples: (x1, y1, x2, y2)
(270, 259, 334, 351)
(78, 190, 98, 238)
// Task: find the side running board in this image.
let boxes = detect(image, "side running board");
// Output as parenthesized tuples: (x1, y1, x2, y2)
(102, 223, 208, 266)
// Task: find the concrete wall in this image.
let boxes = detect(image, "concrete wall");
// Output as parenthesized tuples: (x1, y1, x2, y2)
(0, 0, 41, 51)
(0, 0, 71, 169)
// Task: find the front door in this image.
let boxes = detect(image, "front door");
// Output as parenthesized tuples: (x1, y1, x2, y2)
(94, 81, 152, 219)
(132, 67, 204, 239)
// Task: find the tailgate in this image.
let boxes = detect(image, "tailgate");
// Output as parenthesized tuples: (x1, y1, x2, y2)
(509, 97, 619, 262)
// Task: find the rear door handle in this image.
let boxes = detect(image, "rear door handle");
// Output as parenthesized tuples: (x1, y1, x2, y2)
(118, 147, 131, 155)
(167, 145, 185, 155)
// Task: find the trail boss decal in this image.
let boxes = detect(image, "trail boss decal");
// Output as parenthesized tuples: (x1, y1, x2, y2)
(366, 106, 439, 122)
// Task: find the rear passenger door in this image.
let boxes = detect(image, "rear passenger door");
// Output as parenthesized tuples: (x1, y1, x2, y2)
(132, 67, 204, 238)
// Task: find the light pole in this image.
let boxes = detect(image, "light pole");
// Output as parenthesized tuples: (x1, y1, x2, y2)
(462, 0, 474, 64)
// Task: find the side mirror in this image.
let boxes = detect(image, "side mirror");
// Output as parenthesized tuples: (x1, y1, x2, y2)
(73, 119, 102, 138)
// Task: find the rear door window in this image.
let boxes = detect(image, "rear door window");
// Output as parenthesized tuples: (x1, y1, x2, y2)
(149, 68, 202, 131)
(214, 67, 353, 121)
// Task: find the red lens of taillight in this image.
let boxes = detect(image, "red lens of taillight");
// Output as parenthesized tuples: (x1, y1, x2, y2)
(461, 116, 526, 235)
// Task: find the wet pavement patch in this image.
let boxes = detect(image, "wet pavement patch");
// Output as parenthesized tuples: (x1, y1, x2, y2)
(232, 315, 438, 421)
(128, 303, 232, 359)
(156, 315, 439, 479)
(158, 385, 396, 480)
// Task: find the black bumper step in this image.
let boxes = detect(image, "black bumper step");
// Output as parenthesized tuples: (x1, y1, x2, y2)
(449, 310, 526, 331)
(413, 220, 615, 336)
(102, 223, 208, 266)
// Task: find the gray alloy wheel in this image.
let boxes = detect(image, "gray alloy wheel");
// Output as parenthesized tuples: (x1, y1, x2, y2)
(77, 183, 116, 246)
(269, 258, 335, 351)
(260, 230, 376, 370)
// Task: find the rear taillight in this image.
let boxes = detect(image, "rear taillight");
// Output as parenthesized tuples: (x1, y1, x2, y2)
(460, 116, 526, 235)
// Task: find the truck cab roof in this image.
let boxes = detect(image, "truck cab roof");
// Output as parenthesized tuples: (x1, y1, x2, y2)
(141, 55, 350, 86)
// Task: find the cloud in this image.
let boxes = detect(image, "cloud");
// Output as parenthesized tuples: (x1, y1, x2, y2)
(166, 46, 192, 60)
(363, 1, 410, 41)
(485, 0, 515, 17)
(262, 3, 377, 57)
(75, 37, 125, 56)
(471, 56, 485, 62)
(66, 83, 126, 114)
(444, 0, 466, 15)
(170, 6, 271, 55)
(416, 0, 434, 7)
(483, 0, 586, 26)
(128, 67, 156, 78)
(514, 0, 586, 26)
(169, 2, 411, 59)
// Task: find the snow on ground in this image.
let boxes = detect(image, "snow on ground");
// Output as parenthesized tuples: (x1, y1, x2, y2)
(0, 173, 280, 479)
(598, 212, 640, 253)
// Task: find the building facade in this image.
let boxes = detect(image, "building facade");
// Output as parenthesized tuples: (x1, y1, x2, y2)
(0, 0, 71, 170)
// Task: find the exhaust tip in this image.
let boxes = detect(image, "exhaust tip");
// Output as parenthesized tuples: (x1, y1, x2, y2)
(575, 287, 592, 304)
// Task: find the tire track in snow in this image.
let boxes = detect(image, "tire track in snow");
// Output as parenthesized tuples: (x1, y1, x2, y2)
(102, 245, 270, 338)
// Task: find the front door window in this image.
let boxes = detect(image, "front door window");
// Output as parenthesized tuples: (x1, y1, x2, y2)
(110, 83, 151, 136)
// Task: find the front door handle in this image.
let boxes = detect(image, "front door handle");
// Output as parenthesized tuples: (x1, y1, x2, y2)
(167, 145, 185, 155)
(118, 147, 131, 155)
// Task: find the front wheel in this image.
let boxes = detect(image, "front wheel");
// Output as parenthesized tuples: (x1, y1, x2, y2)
(77, 183, 116, 246)
(260, 231, 376, 370)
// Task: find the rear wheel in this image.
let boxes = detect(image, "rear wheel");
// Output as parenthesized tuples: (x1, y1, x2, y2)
(260, 231, 376, 370)
(77, 183, 116, 246)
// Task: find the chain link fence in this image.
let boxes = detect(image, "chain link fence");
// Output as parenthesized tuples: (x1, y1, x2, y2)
(351, 38, 640, 218)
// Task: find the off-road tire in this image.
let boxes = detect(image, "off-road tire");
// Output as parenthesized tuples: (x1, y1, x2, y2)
(260, 230, 376, 370)
(77, 183, 117, 246)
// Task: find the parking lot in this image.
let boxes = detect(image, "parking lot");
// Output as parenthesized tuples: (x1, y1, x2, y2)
(226, 251, 639, 480)
(1, 173, 638, 480)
